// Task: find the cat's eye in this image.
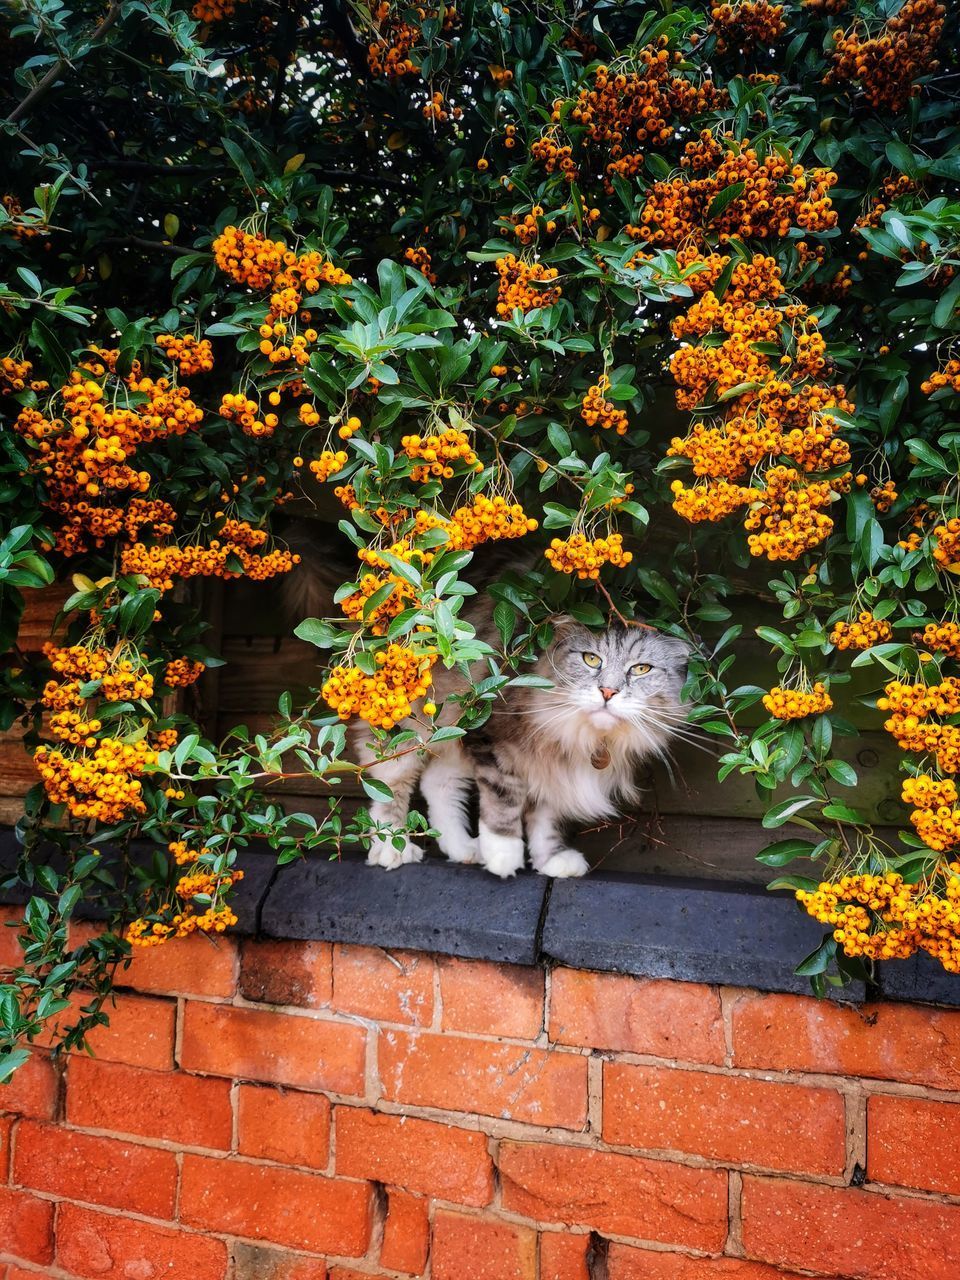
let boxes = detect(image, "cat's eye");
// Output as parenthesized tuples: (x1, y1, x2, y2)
(631, 662, 652, 676)
(582, 652, 602, 669)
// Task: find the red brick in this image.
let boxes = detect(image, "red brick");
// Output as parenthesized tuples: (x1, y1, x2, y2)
(540, 1231, 590, 1280)
(0, 1186, 54, 1265)
(38, 990, 176, 1070)
(232, 1243, 328, 1280)
(439, 957, 543, 1038)
(0, 905, 24, 970)
(499, 1140, 727, 1251)
(66, 1056, 233, 1149)
(332, 944, 434, 1025)
(330, 1272, 393, 1280)
(0, 1051, 57, 1118)
(180, 1001, 366, 1093)
(603, 1061, 845, 1176)
(181, 1154, 373, 1256)
(731, 991, 960, 1090)
(378, 1029, 587, 1128)
(742, 1175, 960, 1280)
(237, 1084, 330, 1169)
(549, 969, 724, 1065)
(6, 1268, 51, 1280)
(868, 1093, 960, 1195)
(433, 1210, 537, 1280)
(336, 1107, 494, 1205)
(606, 1246, 811, 1280)
(380, 1189, 430, 1274)
(72, 920, 237, 998)
(57, 1203, 228, 1280)
(240, 938, 332, 1008)
(13, 1119, 177, 1218)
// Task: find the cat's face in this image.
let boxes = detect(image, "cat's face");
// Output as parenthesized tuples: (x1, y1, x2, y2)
(543, 620, 689, 735)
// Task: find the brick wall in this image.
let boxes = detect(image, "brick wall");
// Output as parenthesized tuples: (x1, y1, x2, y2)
(2, 917, 960, 1280)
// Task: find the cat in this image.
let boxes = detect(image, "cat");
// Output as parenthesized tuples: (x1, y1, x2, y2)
(354, 614, 690, 878)
(282, 525, 690, 878)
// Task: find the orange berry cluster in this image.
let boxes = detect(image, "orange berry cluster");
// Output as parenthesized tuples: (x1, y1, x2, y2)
(878, 678, 960, 774)
(903, 775, 960, 853)
(444, 495, 539, 550)
(637, 133, 837, 248)
(922, 359, 960, 396)
(560, 47, 724, 189)
(710, 3, 786, 54)
(544, 533, 633, 580)
(401, 430, 482, 481)
(35, 737, 157, 824)
(829, 0, 945, 112)
(762, 683, 833, 719)
(365, 2, 457, 78)
(932, 519, 960, 570)
(664, 249, 851, 559)
(127, 851, 243, 948)
(164, 658, 205, 688)
(920, 622, 960, 660)
(829, 612, 892, 650)
(580, 376, 628, 435)
(506, 206, 557, 246)
(796, 868, 960, 970)
(219, 391, 277, 438)
(15, 352, 204, 555)
(191, 0, 244, 20)
(530, 129, 578, 181)
(495, 255, 561, 316)
(309, 450, 349, 482)
(1, 354, 43, 394)
(41, 642, 154, 710)
(155, 334, 214, 376)
(404, 246, 437, 284)
(213, 226, 286, 289)
(120, 536, 299, 593)
(422, 91, 461, 124)
(322, 644, 436, 729)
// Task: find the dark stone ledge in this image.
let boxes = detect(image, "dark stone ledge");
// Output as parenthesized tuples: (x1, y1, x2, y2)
(2, 828, 960, 1007)
(260, 852, 548, 967)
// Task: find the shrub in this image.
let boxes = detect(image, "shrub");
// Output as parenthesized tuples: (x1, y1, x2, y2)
(1, 0, 959, 1070)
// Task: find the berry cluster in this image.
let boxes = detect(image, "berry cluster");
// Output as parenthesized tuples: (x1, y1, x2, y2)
(762, 683, 833, 719)
(829, 0, 945, 112)
(829, 613, 892, 651)
(636, 133, 837, 248)
(404, 246, 437, 284)
(164, 658, 205, 688)
(796, 869, 960, 969)
(922, 359, 960, 396)
(920, 622, 960, 660)
(401, 430, 482, 480)
(121, 535, 299, 593)
(309, 450, 349, 483)
(445, 495, 539, 550)
(155, 333, 214, 376)
(580, 376, 628, 435)
(544, 533, 633, 579)
(495, 255, 561, 316)
(878, 678, 960, 774)
(322, 644, 436, 729)
(710, 3, 786, 54)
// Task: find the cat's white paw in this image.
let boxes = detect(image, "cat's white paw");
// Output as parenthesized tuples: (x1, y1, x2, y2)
(367, 836, 424, 870)
(440, 835, 480, 865)
(478, 826, 525, 878)
(538, 848, 590, 878)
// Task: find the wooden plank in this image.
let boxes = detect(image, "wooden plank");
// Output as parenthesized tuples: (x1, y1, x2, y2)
(16, 585, 70, 651)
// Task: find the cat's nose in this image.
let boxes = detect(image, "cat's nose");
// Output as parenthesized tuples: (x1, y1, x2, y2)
(599, 687, 618, 702)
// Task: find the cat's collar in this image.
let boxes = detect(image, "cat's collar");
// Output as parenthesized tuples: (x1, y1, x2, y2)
(591, 741, 611, 770)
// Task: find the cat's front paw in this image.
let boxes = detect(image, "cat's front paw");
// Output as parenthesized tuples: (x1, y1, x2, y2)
(538, 848, 590, 878)
(440, 835, 480, 865)
(367, 836, 424, 871)
(478, 825, 525, 878)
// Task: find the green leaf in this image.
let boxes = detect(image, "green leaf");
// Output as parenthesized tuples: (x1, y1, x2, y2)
(756, 839, 818, 867)
(794, 935, 837, 976)
(761, 795, 818, 828)
(706, 181, 745, 222)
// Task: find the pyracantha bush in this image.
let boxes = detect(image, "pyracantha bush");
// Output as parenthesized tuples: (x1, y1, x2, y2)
(1, 0, 960, 1071)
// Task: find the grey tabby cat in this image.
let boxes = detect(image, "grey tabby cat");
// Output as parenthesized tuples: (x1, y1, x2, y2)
(355, 606, 690, 880)
(284, 531, 690, 878)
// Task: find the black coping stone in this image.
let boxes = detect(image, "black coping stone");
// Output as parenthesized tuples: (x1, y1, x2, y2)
(260, 852, 548, 966)
(4, 824, 960, 1005)
(542, 872, 868, 1000)
(877, 947, 960, 1008)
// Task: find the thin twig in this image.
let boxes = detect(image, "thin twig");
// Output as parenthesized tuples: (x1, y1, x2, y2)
(5, 2, 122, 125)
